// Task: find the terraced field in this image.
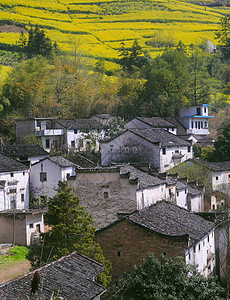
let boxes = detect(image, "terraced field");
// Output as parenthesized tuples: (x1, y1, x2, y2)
(0, 0, 229, 67)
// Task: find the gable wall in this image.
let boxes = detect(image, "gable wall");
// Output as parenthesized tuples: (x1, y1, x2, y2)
(96, 219, 187, 282)
(16, 120, 35, 142)
(101, 131, 160, 168)
(136, 184, 168, 210)
(30, 159, 62, 199)
(68, 171, 137, 229)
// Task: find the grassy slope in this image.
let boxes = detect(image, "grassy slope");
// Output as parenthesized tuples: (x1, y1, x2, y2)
(0, 0, 228, 69)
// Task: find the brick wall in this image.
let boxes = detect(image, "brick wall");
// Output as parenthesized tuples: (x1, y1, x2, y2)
(96, 218, 188, 282)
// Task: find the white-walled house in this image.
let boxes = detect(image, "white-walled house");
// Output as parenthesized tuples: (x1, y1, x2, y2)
(68, 164, 203, 229)
(96, 201, 216, 282)
(100, 128, 193, 173)
(0, 152, 30, 210)
(56, 119, 105, 152)
(177, 104, 213, 135)
(125, 117, 177, 135)
(30, 156, 76, 200)
(179, 159, 230, 192)
(15, 117, 105, 153)
(185, 228, 215, 277)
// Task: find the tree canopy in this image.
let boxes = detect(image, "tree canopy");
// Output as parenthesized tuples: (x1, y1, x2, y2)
(18, 26, 58, 59)
(27, 181, 111, 287)
(112, 253, 224, 300)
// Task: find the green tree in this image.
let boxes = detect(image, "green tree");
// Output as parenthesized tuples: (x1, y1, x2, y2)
(140, 48, 190, 116)
(214, 119, 230, 161)
(27, 181, 111, 287)
(201, 145, 216, 161)
(119, 40, 148, 75)
(19, 25, 57, 59)
(24, 133, 42, 146)
(112, 253, 224, 300)
(215, 16, 230, 60)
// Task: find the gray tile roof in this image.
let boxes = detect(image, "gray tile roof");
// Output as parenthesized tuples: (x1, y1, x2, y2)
(0, 152, 29, 172)
(1, 144, 48, 158)
(49, 156, 77, 168)
(57, 119, 103, 130)
(119, 165, 166, 189)
(129, 128, 191, 147)
(0, 251, 106, 300)
(137, 117, 177, 128)
(188, 184, 203, 196)
(164, 117, 187, 135)
(68, 154, 97, 169)
(190, 158, 230, 172)
(128, 200, 215, 245)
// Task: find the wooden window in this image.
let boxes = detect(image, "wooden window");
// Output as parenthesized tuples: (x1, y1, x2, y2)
(162, 148, 166, 155)
(10, 173, 14, 177)
(21, 194, 25, 202)
(188, 146, 191, 152)
(104, 192, 109, 199)
(29, 224, 33, 229)
(40, 172, 47, 182)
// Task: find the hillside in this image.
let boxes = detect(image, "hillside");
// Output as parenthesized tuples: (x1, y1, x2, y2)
(0, 0, 229, 69)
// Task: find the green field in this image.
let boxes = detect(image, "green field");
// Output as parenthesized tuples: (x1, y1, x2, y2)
(0, 0, 228, 67)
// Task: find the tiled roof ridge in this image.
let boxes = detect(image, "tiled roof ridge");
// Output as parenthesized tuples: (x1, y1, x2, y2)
(136, 116, 177, 128)
(0, 151, 29, 171)
(0, 251, 104, 288)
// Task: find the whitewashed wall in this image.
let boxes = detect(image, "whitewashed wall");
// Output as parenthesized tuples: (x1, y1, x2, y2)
(185, 229, 215, 277)
(0, 170, 29, 210)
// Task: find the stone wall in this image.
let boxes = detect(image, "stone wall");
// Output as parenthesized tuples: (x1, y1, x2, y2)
(68, 170, 137, 229)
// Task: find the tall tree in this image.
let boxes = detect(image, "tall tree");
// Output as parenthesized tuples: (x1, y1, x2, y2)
(27, 181, 111, 287)
(140, 48, 190, 117)
(216, 16, 230, 60)
(112, 253, 224, 300)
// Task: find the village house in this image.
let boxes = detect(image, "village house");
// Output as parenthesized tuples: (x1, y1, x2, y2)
(0, 251, 106, 299)
(30, 156, 76, 201)
(0, 152, 30, 210)
(125, 117, 177, 135)
(164, 104, 215, 148)
(0, 209, 45, 246)
(175, 158, 230, 192)
(95, 200, 216, 283)
(1, 144, 49, 166)
(15, 117, 105, 153)
(177, 104, 213, 136)
(68, 165, 204, 229)
(100, 128, 193, 173)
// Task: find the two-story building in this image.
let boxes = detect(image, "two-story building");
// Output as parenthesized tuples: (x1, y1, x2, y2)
(100, 128, 193, 173)
(96, 200, 216, 283)
(177, 104, 213, 135)
(0, 152, 30, 210)
(68, 164, 204, 229)
(15, 117, 105, 153)
(30, 156, 77, 200)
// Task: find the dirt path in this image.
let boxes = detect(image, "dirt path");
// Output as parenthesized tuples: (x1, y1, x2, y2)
(0, 260, 31, 284)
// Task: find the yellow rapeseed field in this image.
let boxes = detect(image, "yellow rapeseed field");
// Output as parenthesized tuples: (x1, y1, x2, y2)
(0, 0, 227, 69)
